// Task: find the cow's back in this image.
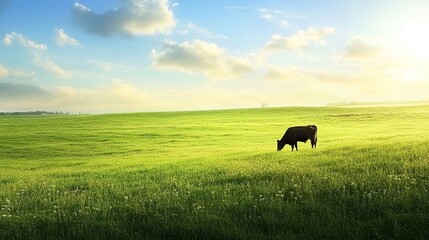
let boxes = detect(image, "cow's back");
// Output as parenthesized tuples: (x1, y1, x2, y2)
(283, 126, 316, 142)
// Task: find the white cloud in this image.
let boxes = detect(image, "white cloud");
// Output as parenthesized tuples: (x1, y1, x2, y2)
(2, 32, 75, 80)
(0, 65, 9, 78)
(10, 68, 36, 78)
(259, 8, 274, 20)
(177, 23, 227, 39)
(89, 60, 119, 72)
(262, 64, 429, 106)
(3, 32, 47, 50)
(74, 2, 90, 12)
(0, 83, 49, 111)
(263, 43, 429, 104)
(264, 65, 307, 82)
(0, 82, 47, 98)
(0, 81, 155, 113)
(0, 81, 272, 113)
(259, 8, 289, 26)
(151, 39, 255, 80)
(2, 75, 429, 113)
(265, 27, 335, 51)
(264, 65, 355, 84)
(332, 36, 429, 84)
(72, 0, 176, 37)
(34, 54, 73, 79)
(0, 65, 36, 79)
(338, 37, 381, 60)
(226, 6, 249, 11)
(54, 28, 81, 46)
(51, 81, 148, 103)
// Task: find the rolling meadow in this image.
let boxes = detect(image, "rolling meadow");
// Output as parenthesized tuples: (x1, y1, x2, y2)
(1, 105, 429, 240)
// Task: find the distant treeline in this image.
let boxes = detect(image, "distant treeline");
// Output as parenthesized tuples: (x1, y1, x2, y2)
(327, 99, 429, 107)
(0, 111, 76, 116)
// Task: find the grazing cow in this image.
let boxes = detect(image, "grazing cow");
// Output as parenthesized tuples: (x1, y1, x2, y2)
(277, 125, 317, 151)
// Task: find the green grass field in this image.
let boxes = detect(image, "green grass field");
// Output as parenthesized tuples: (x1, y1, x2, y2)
(1, 105, 429, 239)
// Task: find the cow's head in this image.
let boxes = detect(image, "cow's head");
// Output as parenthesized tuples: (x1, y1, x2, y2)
(277, 140, 285, 151)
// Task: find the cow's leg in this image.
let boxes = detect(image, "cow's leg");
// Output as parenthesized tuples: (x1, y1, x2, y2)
(295, 142, 298, 151)
(291, 144, 294, 151)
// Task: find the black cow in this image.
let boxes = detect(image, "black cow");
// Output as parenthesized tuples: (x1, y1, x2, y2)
(277, 125, 317, 151)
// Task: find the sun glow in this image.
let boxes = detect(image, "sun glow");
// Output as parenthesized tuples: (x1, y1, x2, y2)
(396, 14, 429, 61)
(385, 9, 429, 83)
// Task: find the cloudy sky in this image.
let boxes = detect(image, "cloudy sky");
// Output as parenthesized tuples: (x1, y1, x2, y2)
(1, 0, 428, 113)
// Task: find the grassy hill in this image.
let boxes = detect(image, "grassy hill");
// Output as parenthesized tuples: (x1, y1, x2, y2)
(1, 105, 429, 239)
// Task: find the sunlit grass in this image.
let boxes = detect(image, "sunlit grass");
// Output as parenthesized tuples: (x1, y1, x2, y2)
(1, 105, 429, 239)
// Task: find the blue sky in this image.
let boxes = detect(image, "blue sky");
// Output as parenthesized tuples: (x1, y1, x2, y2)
(1, 0, 429, 113)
